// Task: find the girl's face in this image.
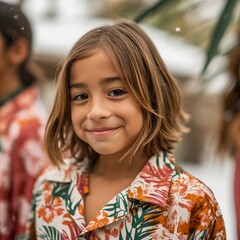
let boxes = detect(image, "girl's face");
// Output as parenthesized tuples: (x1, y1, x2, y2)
(69, 48, 143, 159)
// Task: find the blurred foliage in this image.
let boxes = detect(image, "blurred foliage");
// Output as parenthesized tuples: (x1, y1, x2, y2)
(15, 0, 239, 83)
(95, 0, 240, 80)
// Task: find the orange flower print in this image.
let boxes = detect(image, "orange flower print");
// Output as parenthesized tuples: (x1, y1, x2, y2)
(38, 194, 64, 223)
(94, 211, 109, 228)
(42, 182, 52, 192)
(87, 211, 110, 230)
(128, 186, 147, 200)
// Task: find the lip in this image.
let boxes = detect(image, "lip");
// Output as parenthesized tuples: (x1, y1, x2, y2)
(87, 127, 120, 137)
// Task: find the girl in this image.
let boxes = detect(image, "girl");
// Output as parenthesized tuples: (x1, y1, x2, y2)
(216, 29, 240, 239)
(0, 1, 49, 239)
(27, 20, 226, 239)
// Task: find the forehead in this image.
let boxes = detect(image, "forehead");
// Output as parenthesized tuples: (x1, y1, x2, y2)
(72, 48, 114, 68)
(69, 48, 120, 83)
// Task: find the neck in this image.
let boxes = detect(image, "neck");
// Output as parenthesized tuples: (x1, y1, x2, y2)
(92, 150, 148, 179)
(0, 71, 22, 100)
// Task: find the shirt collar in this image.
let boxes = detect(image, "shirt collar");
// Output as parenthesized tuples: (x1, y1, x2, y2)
(128, 152, 175, 207)
(44, 158, 88, 183)
(44, 152, 175, 208)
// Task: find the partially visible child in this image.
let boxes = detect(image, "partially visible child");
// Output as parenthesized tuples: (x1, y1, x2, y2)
(216, 29, 240, 239)
(0, 1, 49, 239)
(26, 20, 226, 239)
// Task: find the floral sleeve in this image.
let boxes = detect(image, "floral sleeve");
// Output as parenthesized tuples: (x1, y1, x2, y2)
(20, 170, 48, 240)
(188, 195, 226, 239)
(8, 118, 48, 239)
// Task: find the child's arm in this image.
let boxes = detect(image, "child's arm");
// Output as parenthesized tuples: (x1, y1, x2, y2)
(10, 117, 49, 239)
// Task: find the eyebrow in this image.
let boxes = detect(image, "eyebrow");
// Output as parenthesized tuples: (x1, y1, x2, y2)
(69, 76, 122, 89)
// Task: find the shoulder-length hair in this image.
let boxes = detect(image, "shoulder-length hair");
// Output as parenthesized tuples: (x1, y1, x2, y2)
(45, 20, 189, 167)
(216, 35, 240, 157)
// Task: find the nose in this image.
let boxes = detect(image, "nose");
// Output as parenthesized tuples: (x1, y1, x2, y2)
(87, 98, 111, 120)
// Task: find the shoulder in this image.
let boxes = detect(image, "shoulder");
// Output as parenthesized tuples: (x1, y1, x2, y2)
(170, 163, 226, 238)
(8, 87, 47, 127)
(172, 162, 215, 198)
(15, 86, 48, 123)
(143, 153, 218, 204)
(168, 159, 223, 218)
(9, 88, 48, 141)
(33, 158, 88, 189)
(1, 86, 47, 135)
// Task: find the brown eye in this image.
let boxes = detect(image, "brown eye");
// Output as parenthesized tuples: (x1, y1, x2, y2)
(108, 89, 127, 97)
(73, 93, 88, 101)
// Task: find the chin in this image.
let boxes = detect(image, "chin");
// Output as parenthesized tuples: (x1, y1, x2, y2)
(93, 149, 115, 155)
(91, 146, 122, 156)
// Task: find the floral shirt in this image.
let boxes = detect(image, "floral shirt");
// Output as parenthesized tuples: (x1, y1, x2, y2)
(0, 86, 49, 239)
(25, 153, 226, 240)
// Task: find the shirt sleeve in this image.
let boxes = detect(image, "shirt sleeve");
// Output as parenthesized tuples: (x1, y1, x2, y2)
(8, 117, 49, 239)
(188, 194, 226, 239)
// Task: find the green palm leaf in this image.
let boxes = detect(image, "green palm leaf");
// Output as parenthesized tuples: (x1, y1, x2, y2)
(38, 226, 61, 240)
(134, 0, 178, 23)
(131, 203, 163, 238)
(103, 193, 128, 217)
(201, 0, 238, 74)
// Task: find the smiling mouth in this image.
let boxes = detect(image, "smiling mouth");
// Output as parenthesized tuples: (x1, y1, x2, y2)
(88, 128, 119, 137)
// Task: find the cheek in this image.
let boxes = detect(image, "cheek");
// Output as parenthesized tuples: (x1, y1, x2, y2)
(71, 107, 84, 129)
(125, 102, 143, 131)
(71, 107, 76, 125)
(71, 112, 86, 142)
(134, 112, 144, 134)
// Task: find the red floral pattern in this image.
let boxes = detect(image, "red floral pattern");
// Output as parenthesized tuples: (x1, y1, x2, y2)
(0, 86, 49, 239)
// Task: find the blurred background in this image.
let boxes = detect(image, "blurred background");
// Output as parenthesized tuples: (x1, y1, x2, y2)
(2, 0, 239, 238)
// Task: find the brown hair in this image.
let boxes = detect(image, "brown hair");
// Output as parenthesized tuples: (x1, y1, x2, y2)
(217, 30, 240, 157)
(45, 20, 189, 167)
(0, 1, 35, 87)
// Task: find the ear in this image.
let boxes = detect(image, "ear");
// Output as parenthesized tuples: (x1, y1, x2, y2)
(8, 38, 29, 65)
